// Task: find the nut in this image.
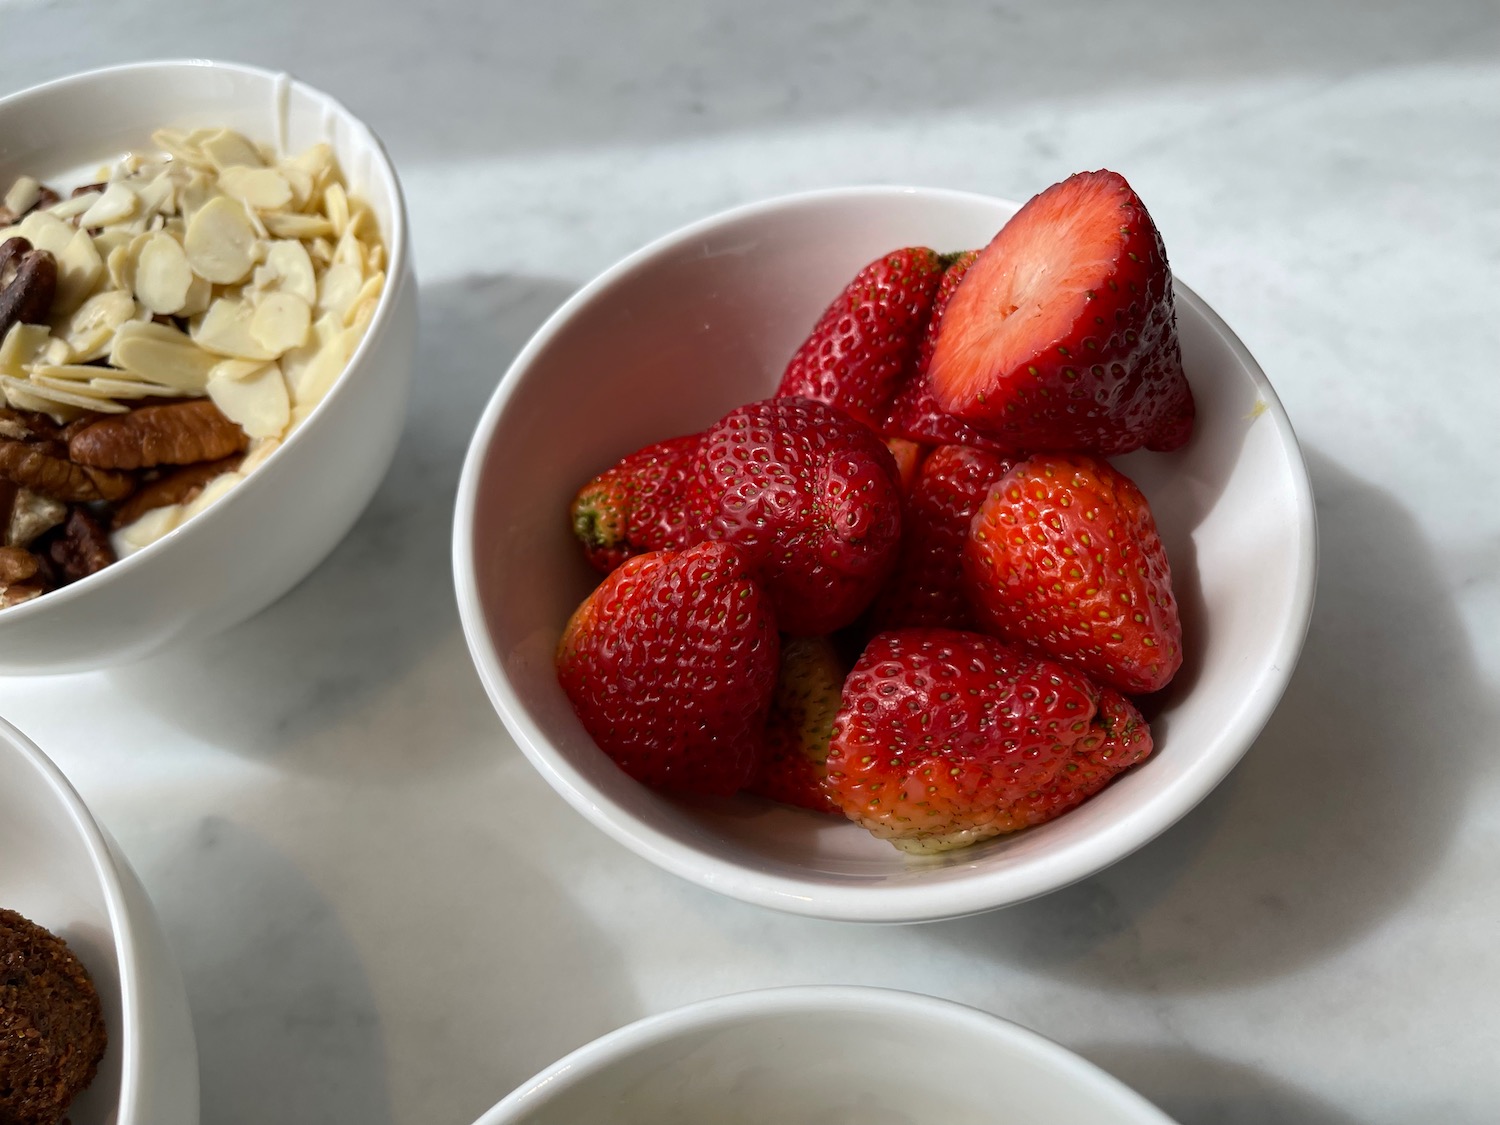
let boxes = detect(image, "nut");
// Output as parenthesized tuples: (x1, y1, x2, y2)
(0, 178, 60, 225)
(110, 454, 242, 529)
(0, 237, 58, 343)
(6, 486, 67, 547)
(47, 507, 115, 583)
(0, 439, 135, 502)
(68, 399, 249, 471)
(0, 544, 39, 584)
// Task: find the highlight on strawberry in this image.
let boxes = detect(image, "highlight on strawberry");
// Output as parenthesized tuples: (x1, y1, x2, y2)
(554, 168, 1192, 855)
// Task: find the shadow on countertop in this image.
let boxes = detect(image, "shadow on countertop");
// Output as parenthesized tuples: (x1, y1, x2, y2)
(928, 447, 1492, 992)
(0, 1, 1493, 164)
(109, 274, 578, 781)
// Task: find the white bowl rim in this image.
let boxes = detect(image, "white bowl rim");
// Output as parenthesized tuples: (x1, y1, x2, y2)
(0, 714, 144, 1118)
(476, 984, 1177, 1124)
(0, 57, 411, 631)
(452, 183, 1319, 923)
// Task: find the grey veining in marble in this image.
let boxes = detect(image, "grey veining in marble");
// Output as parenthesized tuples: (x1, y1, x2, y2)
(1, 1, 1497, 1123)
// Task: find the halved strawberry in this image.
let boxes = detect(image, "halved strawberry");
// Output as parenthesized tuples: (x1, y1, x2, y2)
(926, 170, 1194, 456)
(824, 628, 1151, 853)
(748, 635, 847, 814)
(963, 452, 1182, 694)
(777, 247, 951, 430)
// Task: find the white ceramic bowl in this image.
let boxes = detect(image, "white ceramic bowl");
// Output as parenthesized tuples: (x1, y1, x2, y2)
(473, 986, 1176, 1124)
(0, 715, 197, 1124)
(454, 186, 1317, 923)
(0, 60, 417, 673)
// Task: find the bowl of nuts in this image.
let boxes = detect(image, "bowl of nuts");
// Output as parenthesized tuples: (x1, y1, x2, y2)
(0, 59, 416, 672)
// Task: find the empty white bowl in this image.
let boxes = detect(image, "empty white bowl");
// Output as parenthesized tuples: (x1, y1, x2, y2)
(453, 186, 1317, 922)
(473, 986, 1176, 1124)
(0, 715, 197, 1124)
(0, 60, 417, 673)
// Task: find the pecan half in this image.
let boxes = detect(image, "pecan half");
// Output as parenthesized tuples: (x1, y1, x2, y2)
(0, 237, 58, 341)
(0, 439, 135, 502)
(47, 507, 114, 583)
(69, 400, 248, 471)
(111, 455, 242, 529)
(0, 545, 38, 584)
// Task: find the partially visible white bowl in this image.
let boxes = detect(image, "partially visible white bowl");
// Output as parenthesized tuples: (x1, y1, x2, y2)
(473, 987, 1176, 1125)
(0, 60, 417, 673)
(0, 715, 197, 1124)
(454, 186, 1317, 922)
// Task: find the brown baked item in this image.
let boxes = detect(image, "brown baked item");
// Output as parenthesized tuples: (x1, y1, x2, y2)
(0, 908, 107, 1125)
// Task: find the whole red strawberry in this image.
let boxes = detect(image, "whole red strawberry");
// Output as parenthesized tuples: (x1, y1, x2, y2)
(776, 247, 951, 429)
(926, 170, 1194, 456)
(866, 444, 1015, 632)
(556, 541, 779, 795)
(964, 452, 1182, 694)
(824, 629, 1151, 853)
(747, 635, 847, 814)
(569, 433, 704, 572)
(694, 396, 902, 635)
(884, 251, 1015, 451)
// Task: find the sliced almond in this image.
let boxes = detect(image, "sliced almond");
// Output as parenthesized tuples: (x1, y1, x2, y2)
(218, 165, 292, 211)
(178, 271, 213, 318)
(46, 192, 100, 221)
(16, 210, 74, 256)
(1, 374, 127, 414)
(261, 211, 334, 240)
(343, 272, 384, 330)
(150, 128, 211, 169)
(41, 336, 72, 366)
(240, 436, 281, 475)
(29, 364, 107, 383)
(110, 320, 217, 393)
(0, 323, 52, 374)
(31, 374, 118, 400)
(114, 503, 185, 557)
(180, 471, 242, 520)
(48, 230, 104, 317)
(192, 298, 279, 361)
(77, 182, 139, 229)
(323, 182, 350, 237)
(206, 360, 288, 439)
(253, 239, 317, 303)
(199, 128, 264, 170)
(286, 322, 361, 408)
(250, 292, 311, 355)
(316, 262, 363, 320)
(3, 176, 42, 217)
(184, 196, 258, 284)
(134, 232, 195, 315)
(85, 376, 187, 399)
(62, 290, 137, 361)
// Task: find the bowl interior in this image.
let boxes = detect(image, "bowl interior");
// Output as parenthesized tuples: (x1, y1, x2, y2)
(0, 719, 124, 1123)
(480, 989, 1173, 1124)
(461, 187, 1313, 919)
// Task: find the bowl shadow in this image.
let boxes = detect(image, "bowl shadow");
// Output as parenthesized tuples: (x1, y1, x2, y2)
(926, 447, 1488, 990)
(107, 273, 578, 781)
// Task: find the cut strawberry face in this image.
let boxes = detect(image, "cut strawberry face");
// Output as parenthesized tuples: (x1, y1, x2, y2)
(926, 170, 1194, 456)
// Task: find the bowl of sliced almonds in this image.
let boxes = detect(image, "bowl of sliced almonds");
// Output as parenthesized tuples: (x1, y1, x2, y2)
(0, 59, 415, 672)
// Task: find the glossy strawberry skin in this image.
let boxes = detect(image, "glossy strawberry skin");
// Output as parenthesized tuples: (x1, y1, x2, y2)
(866, 444, 1016, 632)
(963, 452, 1182, 694)
(748, 635, 847, 814)
(556, 541, 779, 796)
(777, 247, 950, 429)
(926, 170, 1194, 456)
(694, 397, 903, 636)
(569, 433, 705, 572)
(824, 629, 1147, 853)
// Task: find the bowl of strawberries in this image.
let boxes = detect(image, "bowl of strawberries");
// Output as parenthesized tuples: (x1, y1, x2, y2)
(454, 176, 1316, 922)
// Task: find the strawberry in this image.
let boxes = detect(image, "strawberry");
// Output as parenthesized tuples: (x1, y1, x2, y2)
(866, 444, 1016, 632)
(883, 436, 928, 497)
(776, 247, 951, 429)
(884, 251, 1018, 451)
(963, 452, 1182, 694)
(926, 170, 1195, 456)
(824, 628, 1150, 853)
(748, 635, 847, 814)
(694, 396, 902, 636)
(569, 433, 704, 572)
(556, 541, 779, 795)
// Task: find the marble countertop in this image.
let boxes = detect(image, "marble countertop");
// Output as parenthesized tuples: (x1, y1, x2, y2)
(1, 2, 1496, 1122)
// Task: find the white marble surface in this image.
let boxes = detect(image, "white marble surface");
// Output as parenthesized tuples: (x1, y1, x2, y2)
(1, 2, 1497, 1122)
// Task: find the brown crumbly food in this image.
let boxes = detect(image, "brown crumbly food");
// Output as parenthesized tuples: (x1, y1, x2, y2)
(0, 908, 107, 1125)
